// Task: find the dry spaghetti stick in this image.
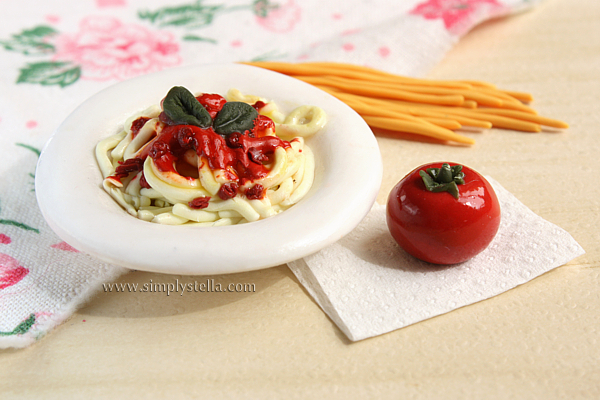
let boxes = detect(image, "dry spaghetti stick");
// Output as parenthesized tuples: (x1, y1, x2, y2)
(319, 86, 462, 130)
(419, 117, 462, 130)
(499, 89, 534, 103)
(245, 61, 394, 83)
(326, 78, 540, 131)
(312, 75, 504, 107)
(494, 100, 537, 114)
(310, 62, 476, 89)
(472, 87, 537, 114)
(458, 80, 498, 89)
(298, 76, 466, 106)
(244, 61, 474, 89)
(460, 100, 479, 109)
(357, 104, 464, 130)
(360, 95, 524, 129)
(350, 95, 493, 129)
(423, 107, 542, 132)
(296, 76, 465, 106)
(332, 90, 491, 129)
(323, 87, 473, 142)
(362, 116, 475, 145)
(404, 107, 492, 129)
(473, 86, 522, 104)
(455, 81, 536, 110)
(360, 96, 528, 130)
(341, 95, 463, 130)
(312, 65, 546, 123)
(471, 108, 569, 129)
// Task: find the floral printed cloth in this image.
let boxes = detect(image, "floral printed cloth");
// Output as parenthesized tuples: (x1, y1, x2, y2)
(0, 0, 542, 348)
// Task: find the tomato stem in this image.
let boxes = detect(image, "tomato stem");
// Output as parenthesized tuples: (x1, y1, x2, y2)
(419, 163, 465, 199)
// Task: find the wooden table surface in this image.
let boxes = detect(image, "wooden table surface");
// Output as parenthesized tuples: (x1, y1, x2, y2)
(2, 0, 599, 398)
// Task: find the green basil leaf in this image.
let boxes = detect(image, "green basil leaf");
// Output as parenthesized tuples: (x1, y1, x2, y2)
(163, 86, 212, 128)
(213, 102, 258, 136)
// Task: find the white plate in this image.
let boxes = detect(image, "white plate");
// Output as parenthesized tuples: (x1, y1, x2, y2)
(35, 63, 382, 275)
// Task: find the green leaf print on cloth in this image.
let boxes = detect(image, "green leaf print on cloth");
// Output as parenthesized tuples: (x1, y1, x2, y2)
(138, 1, 230, 28)
(0, 24, 79, 88)
(0, 314, 36, 336)
(138, 0, 285, 35)
(17, 61, 81, 88)
(0, 144, 41, 232)
(0, 25, 57, 55)
(0, 197, 40, 234)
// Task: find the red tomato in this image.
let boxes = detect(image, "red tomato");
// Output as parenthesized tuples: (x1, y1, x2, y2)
(386, 162, 501, 265)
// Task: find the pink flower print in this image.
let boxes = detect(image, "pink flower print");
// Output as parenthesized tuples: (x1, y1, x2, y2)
(96, 0, 126, 7)
(0, 234, 11, 244)
(378, 46, 391, 58)
(45, 15, 60, 24)
(410, 0, 505, 35)
(0, 253, 29, 290)
(255, 0, 301, 33)
(52, 16, 181, 81)
(342, 28, 361, 36)
(342, 43, 355, 52)
(51, 241, 80, 252)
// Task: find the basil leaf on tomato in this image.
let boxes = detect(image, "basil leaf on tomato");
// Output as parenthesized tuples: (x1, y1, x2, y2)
(162, 86, 212, 128)
(213, 101, 258, 136)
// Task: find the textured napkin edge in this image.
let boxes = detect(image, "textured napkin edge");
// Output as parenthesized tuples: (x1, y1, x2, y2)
(486, 176, 586, 267)
(287, 258, 358, 341)
(0, 265, 128, 349)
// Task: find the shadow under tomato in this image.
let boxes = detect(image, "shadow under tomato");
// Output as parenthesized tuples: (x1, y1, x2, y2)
(342, 229, 457, 274)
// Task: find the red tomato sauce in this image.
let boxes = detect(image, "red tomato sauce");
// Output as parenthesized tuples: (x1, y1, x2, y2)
(108, 95, 288, 201)
(143, 124, 288, 183)
(196, 93, 227, 119)
(130, 117, 150, 139)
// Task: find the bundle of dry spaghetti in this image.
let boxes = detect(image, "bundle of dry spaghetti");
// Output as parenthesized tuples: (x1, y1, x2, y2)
(242, 61, 568, 146)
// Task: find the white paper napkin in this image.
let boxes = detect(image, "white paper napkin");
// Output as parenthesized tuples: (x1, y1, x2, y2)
(288, 178, 585, 341)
